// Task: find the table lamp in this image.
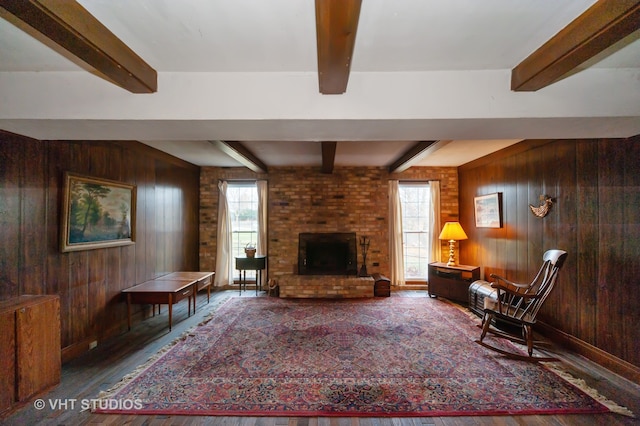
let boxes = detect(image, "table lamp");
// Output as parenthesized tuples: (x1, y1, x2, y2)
(438, 222, 468, 266)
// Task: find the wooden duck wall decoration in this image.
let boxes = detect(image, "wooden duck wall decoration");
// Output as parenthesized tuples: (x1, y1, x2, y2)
(529, 195, 553, 218)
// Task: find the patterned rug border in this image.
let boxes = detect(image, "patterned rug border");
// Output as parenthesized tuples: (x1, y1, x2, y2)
(94, 296, 633, 418)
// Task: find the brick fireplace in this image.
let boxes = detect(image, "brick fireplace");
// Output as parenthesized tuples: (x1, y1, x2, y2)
(199, 166, 461, 292)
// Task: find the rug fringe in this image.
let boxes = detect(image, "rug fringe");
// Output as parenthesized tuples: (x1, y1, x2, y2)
(93, 295, 233, 405)
(543, 362, 635, 418)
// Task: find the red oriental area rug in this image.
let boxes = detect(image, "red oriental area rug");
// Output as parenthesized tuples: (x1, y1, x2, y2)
(95, 297, 613, 417)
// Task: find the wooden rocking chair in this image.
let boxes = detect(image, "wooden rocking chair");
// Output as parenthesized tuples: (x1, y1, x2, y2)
(476, 249, 568, 361)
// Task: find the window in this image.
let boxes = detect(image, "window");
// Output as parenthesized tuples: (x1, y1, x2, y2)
(227, 182, 258, 280)
(399, 182, 431, 280)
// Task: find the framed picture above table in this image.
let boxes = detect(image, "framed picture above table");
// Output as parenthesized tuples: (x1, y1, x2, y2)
(60, 172, 136, 252)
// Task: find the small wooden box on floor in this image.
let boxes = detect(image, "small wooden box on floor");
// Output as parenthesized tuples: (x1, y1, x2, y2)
(0, 295, 61, 415)
(372, 273, 391, 297)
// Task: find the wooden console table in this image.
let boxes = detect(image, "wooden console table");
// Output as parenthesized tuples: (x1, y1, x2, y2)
(122, 271, 214, 331)
(428, 262, 480, 304)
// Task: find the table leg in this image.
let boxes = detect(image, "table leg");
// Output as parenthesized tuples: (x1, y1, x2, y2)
(192, 283, 196, 314)
(168, 294, 173, 331)
(255, 269, 259, 295)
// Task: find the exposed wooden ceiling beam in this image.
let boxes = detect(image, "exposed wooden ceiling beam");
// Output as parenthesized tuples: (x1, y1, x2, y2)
(210, 141, 268, 173)
(315, 0, 362, 94)
(321, 141, 337, 173)
(0, 0, 157, 93)
(511, 0, 640, 91)
(388, 141, 446, 173)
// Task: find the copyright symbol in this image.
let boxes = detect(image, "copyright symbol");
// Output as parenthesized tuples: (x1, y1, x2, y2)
(34, 399, 46, 410)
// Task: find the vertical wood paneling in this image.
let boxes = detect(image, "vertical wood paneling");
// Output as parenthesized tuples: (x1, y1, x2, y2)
(46, 141, 71, 347)
(514, 151, 530, 284)
(0, 133, 199, 360)
(0, 138, 21, 299)
(597, 139, 625, 358)
(551, 141, 578, 334)
(503, 155, 518, 278)
(104, 247, 122, 336)
(21, 139, 46, 295)
(575, 140, 599, 346)
(525, 147, 543, 274)
(459, 136, 640, 368)
(622, 138, 640, 363)
(88, 249, 106, 338)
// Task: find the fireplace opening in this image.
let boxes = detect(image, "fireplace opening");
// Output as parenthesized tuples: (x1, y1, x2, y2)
(298, 232, 357, 276)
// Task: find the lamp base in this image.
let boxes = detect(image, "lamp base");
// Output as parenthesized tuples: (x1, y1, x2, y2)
(446, 240, 457, 266)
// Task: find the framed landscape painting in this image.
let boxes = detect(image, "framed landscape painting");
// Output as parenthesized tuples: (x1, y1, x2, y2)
(61, 172, 136, 252)
(474, 192, 503, 228)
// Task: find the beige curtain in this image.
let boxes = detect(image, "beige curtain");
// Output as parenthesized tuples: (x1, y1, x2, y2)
(257, 180, 268, 256)
(214, 180, 233, 287)
(388, 180, 405, 286)
(257, 180, 268, 286)
(429, 181, 442, 263)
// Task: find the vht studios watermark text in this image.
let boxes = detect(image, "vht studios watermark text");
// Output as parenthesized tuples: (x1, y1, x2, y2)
(34, 398, 143, 411)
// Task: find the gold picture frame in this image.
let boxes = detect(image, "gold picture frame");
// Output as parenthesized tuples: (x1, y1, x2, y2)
(474, 192, 503, 228)
(61, 172, 136, 252)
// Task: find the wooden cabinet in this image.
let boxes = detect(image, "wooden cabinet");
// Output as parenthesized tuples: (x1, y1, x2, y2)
(428, 263, 480, 304)
(0, 295, 60, 415)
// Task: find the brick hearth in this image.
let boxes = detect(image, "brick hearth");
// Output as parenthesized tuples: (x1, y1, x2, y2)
(278, 275, 374, 298)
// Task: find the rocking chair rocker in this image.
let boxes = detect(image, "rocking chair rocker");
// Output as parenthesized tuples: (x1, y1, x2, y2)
(476, 249, 568, 361)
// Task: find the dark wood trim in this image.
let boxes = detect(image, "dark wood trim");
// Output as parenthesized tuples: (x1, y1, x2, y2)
(315, 0, 362, 94)
(321, 141, 337, 173)
(538, 321, 640, 385)
(458, 139, 555, 171)
(511, 0, 640, 91)
(0, 0, 157, 93)
(388, 141, 439, 173)
(210, 140, 268, 173)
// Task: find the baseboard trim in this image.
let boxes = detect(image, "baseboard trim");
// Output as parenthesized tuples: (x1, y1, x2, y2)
(539, 321, 640, 385)
(61, 337, 95, 363)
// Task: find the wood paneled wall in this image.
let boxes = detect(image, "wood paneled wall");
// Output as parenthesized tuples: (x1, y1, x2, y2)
(458, 136, 640, 370)
(0, 131, 200, 361)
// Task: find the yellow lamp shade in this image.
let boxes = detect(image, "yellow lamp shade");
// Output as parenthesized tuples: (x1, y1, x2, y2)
(438, 222, 468, 241)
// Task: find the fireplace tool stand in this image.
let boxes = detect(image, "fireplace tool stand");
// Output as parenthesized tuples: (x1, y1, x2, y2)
(358, 236, 370, 277)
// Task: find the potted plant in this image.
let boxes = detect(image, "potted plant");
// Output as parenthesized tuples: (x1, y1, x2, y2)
(244, 242, 256, 258)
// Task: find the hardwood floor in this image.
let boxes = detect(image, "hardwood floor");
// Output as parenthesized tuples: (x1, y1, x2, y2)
(3, 289, 639, 425)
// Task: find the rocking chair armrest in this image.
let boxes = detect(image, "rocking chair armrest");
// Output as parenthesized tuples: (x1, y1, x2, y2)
(491, 283, 542, 300)
(489, 273, 530, 289)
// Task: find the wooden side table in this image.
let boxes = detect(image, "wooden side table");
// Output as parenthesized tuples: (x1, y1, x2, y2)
(427, 262, 480, 304)
(236, 255, 267, 295)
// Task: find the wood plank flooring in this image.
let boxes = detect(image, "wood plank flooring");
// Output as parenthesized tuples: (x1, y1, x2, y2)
(3, 289, 639, 425)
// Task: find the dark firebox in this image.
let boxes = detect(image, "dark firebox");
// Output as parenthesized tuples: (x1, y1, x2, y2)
(298, 232, 357, 276)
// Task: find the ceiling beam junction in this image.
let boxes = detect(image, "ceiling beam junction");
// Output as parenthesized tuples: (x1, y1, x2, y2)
(0, 0, 157, 93)
(315, 0, 362, 94)
(388, 141, 448, 173)
(321, 141, 337, 173)
(210, 141, 268, 173)
(511, 0, 640, 91)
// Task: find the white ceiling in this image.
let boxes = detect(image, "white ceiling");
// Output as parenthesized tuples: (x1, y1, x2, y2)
(0, 0, 639, 168)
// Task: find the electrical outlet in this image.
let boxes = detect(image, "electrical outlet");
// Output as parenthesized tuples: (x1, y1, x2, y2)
(89, 340, 98, 350)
